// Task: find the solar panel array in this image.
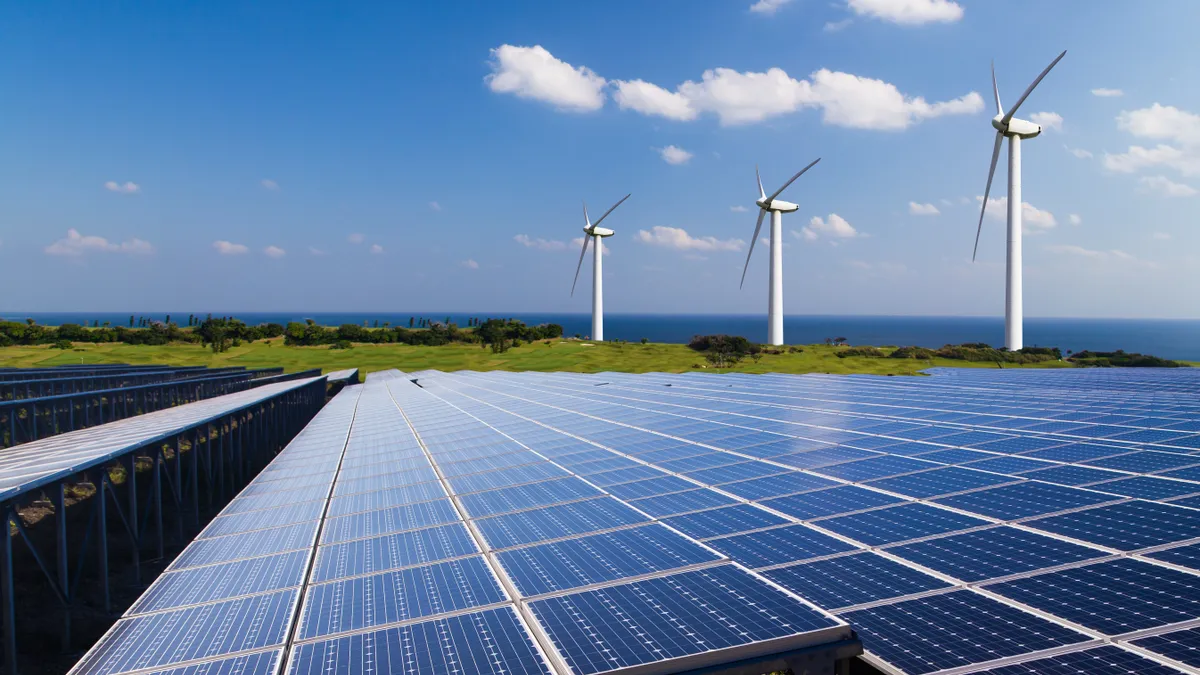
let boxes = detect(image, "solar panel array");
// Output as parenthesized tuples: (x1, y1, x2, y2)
(71, 372, 854, 675)
(379, 367, 1200, 675)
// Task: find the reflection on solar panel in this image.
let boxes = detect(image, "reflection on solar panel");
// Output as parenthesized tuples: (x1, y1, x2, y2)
(77, 367, 1200, 675)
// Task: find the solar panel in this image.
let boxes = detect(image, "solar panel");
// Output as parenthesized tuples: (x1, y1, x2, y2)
(661, 503, 789, 539)
(967, 645, 1185, 674)
(763, 552, 950, 610)
(706, 523, 858, 568)
(886, 526, 1107, 581)
(1026, 500, 1200, 550)
(932, 480, 1119, 519)
(1133, 627, 1200, 668)
(816, 503, 989, 546)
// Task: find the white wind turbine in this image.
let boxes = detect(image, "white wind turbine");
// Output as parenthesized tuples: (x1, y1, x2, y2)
(571, 194, 630, 342)
(973, 50, 1066, 352)
(740, 159, 820, 346)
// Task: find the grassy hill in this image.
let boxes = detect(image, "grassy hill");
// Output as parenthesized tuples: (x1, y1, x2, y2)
(0, 338, 1084, 377)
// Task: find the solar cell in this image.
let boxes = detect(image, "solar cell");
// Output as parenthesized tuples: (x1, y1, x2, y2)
(1091, 476, 1200, 500)
(718, 471, 840, 500)
(132, 651, 282, 675)
(1027, 500, 1200, 550)
(761, 485, 903, 520)
(866, 467, 1017, 498)
(131, 550, 309, 614)
(310, 522, 479, 582)
(816, 503, 990, 546)
(473, 496, 650, 549)
(319, 499, 461, 545)
(763, 553, 950, 610)
(967, 645, 1185, 675)
(170, 522, 319, 570)
(705, 523, 858, 568)
(661, 504, 789, 539)
(813, 456, 940, 481)
(627, 488, 739, 517)
(933, 481, 1119, 519)
(458, 477, 604, 517)
(1019, 464, 1129, 486)
(527, 565, 841, 675)
(1133, 626, 1200, 668)
(886, 526, 1107, 581)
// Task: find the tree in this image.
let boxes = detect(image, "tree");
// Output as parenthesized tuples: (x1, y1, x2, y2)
(409, 317, 414, 327)
(834, 336, 848, 346)
(130, 315, 135, 327)
(640, 337, 649, 345)
(165, 314, 171, 325)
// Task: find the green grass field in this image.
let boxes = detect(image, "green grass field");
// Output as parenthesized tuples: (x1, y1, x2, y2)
(0, 338, 1085, 377)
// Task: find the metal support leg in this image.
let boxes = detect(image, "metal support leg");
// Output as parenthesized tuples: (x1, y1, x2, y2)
(98, 477, 109, 614)
(174, 436, 184, 543)
(1, 509, 15, 675)
(126, 455, 140, 584)
(190, 430, 200, 530)
(153, 448, 163, 560)
(55, 484, 70, 651)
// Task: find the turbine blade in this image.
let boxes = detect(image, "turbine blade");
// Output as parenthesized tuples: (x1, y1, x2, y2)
(767, 158, 821, 203)
(756, 165, 766, 199)
(591, 193, 631, 228)
(571, 235, 591, 296)
(991, 61, 1003, 115)
(582, 200, 590, 228)
(1002, 50, 1066, 124)
(740, 209, 767, 289)
(973, 132, 1005, 262)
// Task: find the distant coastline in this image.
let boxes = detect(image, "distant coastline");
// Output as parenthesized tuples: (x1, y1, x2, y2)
(5, 313, 1200, 361)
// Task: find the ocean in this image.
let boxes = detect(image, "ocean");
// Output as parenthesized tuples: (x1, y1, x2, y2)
(5, 312, 1199, 361)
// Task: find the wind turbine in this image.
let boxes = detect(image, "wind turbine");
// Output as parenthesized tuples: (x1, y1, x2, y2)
(973, 50, 1066, 352)
(740, 159, 820, 346)
(571, 194, 630, 342)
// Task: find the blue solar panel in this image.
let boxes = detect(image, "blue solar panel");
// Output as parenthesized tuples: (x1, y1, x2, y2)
(603, 475, 696, 500)
(287, 606, 552, 675)
(584, 465, 667, 486)
(201, 501, 326, 537)
(170, 522, 318, 570)
(326, 481, 448, 517)
(817, 503, 989, 546)
(867, 467, 1017, 498)
(916, 448, 997, 465)
(446, 462, 569, 494)
(933, 481, 1119, 519)
(761, 485, 903, 520)
(1027, 500, 1200, 550)
(684, 460, 789, 484)
(298, 556, 507, 639)
(457, 477, 603, 517)
(1025, 443, 1129, 463)
(527, 565, 839, 675)
(774, 446, 880, 469)
(844, 590, 1090, 675)
(311, 522, 479, 582)
(706, 523, 858, 568)
(968, 645, 1185, 675)
(319, 499, 461, 545)
(473, 496, 650, 549)
(814, 456, 940, 481)
(626, 488, 738, 517)
(497, 524, 720, 596)
(1133, 627, 1200, 668)
(1086, 451, 1200, 473)
(131, 550, 309, 614)
(987, 559, 1200, 634)
(965, 455, 1058, 474)
(719, 471, 840, 500)
(886, 526, 1106, 581)
(662, 504, 789, 539)
(1091, 476, 1200, 500)
(1019, 464, 1129, 486)
(763, 553, 950, 610)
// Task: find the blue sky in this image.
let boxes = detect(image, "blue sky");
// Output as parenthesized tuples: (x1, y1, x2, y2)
(3, 1, 1199, 318)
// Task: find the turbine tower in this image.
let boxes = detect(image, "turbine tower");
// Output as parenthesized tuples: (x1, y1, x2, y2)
(973, 50, 1066, 352)
(572, 194, 630, 342)
(740, 159, 820, 346)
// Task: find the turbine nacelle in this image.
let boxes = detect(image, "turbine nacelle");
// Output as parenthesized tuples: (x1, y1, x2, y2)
(584, 226, 615, 238)
(992, 114, 1042, 139)
(755, 198, 799, 213)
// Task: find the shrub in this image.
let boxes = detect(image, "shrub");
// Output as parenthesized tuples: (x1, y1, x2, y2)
(836, 346, 886, 358)
(1068, 350, 1186, 368)
(687, 334, 759, 356)
(51, 339, 73, 350)
(890, 346, 937, 359)
(330, 340, 353, 350)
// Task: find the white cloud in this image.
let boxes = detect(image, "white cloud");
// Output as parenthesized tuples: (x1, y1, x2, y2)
(46, 229, 153, 256)
(571, 237, 609, 255)
(617, 66, 980, 129)
(261, 179, 279, 190)
(977, 196, 1057, 232)
(1068, 214, 1082, 226)
(308, 246, 327, 256)
(846, 0, 963, 25)
(1117, 103, 1200, 146)
(1030, 112, 1062, 132)
(796, 227, 819, 241)
(908, 201, 940, 216)
(264, 245, 286, 258)
(104, 181, 140, 194)
(730, 205, 749, 213)
(1046, 245, 1145, 264)
(348, 233, 365, 244)
(213, 240, 248, 255)
(1065, 146, 1093, 159)
(1153, 232, 1172, 240)
(1139, 175, 1197, 197)
(485, 45, 606, 112)
(749, 0, 793, 14)
(824, 19, 854, 32)
(514, 234, 569, 251)
(806, 214, 862, 238)
(429, 201, 442, 211)
(1104, 144, 1200, 176)
(613, 80, 698, 121)
(656, 145, 694, 165)
(370, 244, 384, 254)
(635, 226, 743, 252)
(460, 259, 479, 270)
(1091, 88, 1124, 98)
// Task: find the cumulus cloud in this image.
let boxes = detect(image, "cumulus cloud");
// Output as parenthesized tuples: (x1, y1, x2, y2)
(611, 66, 980, 128)
(46, 229, 153, 256)
(978, 196, 1057, 232)
(1068, 214, 1082, 226)
(1104, 144, 1200, 176)
(370, 244, 384, 254)
(1091, 88, 1124, 97)
(846, 0, 963, 25)
(1139, 175, 1197, 197)
(104, 181, 140, 194)
(485, 45, 606, 112)
(1105, 104, 1200, 177)
(635, 226, 743, 252)
(514, 234, 568, 251)
(795, 227, 820, 242)
(805, 214, 862, 239)
(429, 201, 442, 211)
(749, 0, 793, 14)
(656, 145, 694, 165)
(1065, 146, 1093, 159)
(213, 240, 249, 255)
(348, 233, 365, 244)
(264, 245, 286, 258)
(1030, 112, 1062, 132)
(308, 247, 327, 256)
(460, 259, 479, 269)
(909, 202, 940, 216)
(261, 179, 279, 190)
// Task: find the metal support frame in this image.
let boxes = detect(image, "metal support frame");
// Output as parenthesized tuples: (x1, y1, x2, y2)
(0, 378, 326, 674)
